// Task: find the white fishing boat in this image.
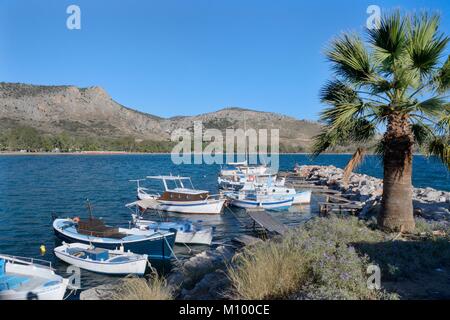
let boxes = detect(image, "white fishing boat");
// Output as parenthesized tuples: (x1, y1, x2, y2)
(218, 172, 286, 191)
(131, 214, 213, 246)
(54, 243, 148, 275)
(131, 175, 225, 215)
(225, 191, 294, 211)
(0, 254, 69, 300)
(219, 161, 269, 177)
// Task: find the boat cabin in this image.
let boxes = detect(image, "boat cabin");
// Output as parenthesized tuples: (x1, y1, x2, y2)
(76, 217, 125, 239)
(146, 175, 210, 202)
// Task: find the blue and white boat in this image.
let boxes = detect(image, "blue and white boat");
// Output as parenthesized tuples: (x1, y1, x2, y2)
(53, 217, 176, 260)
(54, 243, 148, 275)
(240, 179, 312, 205)
(225, 191, 294, 211)
(0, 254, 69, 300)
(131, 213, 213, 245)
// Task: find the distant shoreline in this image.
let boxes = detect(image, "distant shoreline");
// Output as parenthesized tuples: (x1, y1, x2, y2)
(0, 151, 356, 156)
(0, 151, 430, 156)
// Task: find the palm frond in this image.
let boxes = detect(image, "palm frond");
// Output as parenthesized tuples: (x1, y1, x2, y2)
(411, 122, 433, 146)
(368, 11, 407, 68)
(326, 34, 375, 85)
(413, 96, 448, 118)
(311, 118, 377, 156)
(311, 131, 334, 157)
(320, 80, 359, 105)
(343, 147, 366, 186)
(408, 13, 449, 77)
(374, 139, 386, 157)
(427, 137, 450, 169)
(435, 55, 450, 94)
(436, 110, 450, 135)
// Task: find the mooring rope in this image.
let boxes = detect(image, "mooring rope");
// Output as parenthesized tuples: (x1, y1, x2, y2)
(163, 235, 180, 263)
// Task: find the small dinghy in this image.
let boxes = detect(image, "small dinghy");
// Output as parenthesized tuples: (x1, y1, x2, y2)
(0, 254, 68, 300)
(131, 214, 213, 246)
(54, 243, 148, 275)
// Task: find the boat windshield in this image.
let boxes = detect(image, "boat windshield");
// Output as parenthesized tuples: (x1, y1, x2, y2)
(146, 176, 195, 191)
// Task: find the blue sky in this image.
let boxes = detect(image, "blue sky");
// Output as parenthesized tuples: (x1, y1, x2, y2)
(0, 0, 449, 120)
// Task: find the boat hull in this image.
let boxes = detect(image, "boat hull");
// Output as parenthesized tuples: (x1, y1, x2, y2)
(0, 257, 68, 300)
(292, 191, 312, 204)
(54, 246, 148, 275)
(229, 197, 293, 211)
(0, 281, 67, 300)
(137, 195, 225, 215)
(132, 216, 213, 245)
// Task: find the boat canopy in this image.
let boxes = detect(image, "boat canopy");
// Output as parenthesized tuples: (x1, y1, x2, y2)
(126, 199, 160, 210)
(146, 175, 192, 180)
(146, 175, 196, 191)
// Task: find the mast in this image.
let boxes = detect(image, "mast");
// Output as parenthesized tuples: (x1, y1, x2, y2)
(86, 199, 93, 220)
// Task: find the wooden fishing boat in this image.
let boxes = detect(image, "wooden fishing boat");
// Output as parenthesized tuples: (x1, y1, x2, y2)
(54, 243, 148, 275)
(133, 175, 225, 215)
(0, 255, 68, 300)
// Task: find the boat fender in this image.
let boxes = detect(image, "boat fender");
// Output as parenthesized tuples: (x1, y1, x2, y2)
(40, 245, 46, 255)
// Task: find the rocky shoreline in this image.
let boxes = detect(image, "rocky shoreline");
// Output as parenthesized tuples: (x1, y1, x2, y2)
(298, 165, 450, 222)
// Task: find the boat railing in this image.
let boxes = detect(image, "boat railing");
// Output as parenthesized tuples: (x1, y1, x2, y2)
(0, 254, 53, 270)
(207, 194, 225, 201)
(139, 188, 161, 197)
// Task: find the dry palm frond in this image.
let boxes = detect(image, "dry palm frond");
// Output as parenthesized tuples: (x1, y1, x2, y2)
(343, 147, 366, 186)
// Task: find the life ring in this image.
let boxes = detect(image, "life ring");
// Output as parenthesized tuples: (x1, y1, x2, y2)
(248, 175, 255, 182)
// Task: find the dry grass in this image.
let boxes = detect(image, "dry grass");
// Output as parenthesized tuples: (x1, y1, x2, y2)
(111, 274, 173, 300)
(227, 215, 397, 300)
(227, 238, 311, 299)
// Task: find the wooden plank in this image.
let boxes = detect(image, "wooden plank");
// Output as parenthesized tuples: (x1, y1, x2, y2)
(327, 194, 353, 203)
(246, 210, 289, 235)
(232, 235, 263, 247)
(317, 202, 363, 209)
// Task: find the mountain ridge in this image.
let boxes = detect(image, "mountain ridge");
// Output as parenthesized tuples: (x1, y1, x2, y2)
(0, 82, 322, 150)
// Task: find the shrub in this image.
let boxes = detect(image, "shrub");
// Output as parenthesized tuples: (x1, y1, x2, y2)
(228, 215, 396, 300)
(111, 274, 173, 300)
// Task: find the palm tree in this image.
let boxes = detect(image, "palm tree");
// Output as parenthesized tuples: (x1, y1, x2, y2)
(313, 11, 450, 232)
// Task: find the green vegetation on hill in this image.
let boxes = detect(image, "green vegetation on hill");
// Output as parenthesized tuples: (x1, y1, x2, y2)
(0, 125, 309, 153)
(0, 126, 176, 153)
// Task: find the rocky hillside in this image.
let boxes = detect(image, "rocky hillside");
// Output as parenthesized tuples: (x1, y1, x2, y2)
(0, 82, 322, 149)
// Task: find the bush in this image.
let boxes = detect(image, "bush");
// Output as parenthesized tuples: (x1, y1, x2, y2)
(228, 215, 397, 300)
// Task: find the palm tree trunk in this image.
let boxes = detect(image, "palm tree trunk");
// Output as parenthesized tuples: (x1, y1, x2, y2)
(378, 113, 415, 232)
